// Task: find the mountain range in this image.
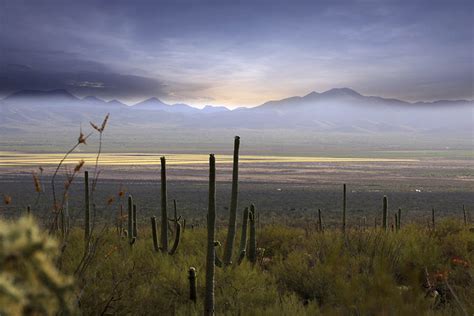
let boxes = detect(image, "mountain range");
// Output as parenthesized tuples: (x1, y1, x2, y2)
(1, 88, 472, 134)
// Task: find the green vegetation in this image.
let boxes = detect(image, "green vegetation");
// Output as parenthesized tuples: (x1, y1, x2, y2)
(2, 217, 471, 315)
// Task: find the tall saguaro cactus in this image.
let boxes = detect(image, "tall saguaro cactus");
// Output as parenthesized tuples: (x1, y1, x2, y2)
(224, 136, 240, 265)
(382, 196, 388, 231)
(237, 207, 249, 264)
(205, 154, 216, 316)
(160, 156, 169, 253)
(342, 184, 347, 232)
(84, 171, 91, 241)
(248, 204, 257, 264)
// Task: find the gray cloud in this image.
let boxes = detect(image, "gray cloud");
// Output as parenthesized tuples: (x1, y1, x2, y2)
(1, 0, 473, 105)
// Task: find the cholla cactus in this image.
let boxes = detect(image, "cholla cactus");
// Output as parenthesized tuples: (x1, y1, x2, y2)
(0, 217, 76, 315)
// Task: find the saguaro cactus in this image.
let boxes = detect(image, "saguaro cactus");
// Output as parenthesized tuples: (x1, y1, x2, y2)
(463, 204, 467, 225)
(382, 196, 388, 231)
(205, 154, 216, 316)
(237, 207, 249, 264)
(224, 136, 240, 265)
(398, 208, 402, 230)
(151, 216, 159, 252)
(188, 267, 197, 303)
(342, 184, 347, 232)
(128, 195, 135, 245)
(431, 208, 435, 229)
(318, 208, 323, 232)
(247, 204, 257, 264)
(160, 156, 169, 253)
(133, 204, 138, 238)
(394, 213, 398, 232)
(84, 170, 91, 241)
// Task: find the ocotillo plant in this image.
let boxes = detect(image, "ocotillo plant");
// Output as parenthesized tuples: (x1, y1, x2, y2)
(224, 136, 240, 265)
(342, 183, 346, 232)
(318, 208, 323, 232)
(432, 208, 435, 229)
(237, 207, 249, 265)
(382, 195, 388, 231)
(188, 267, 197, 304)
(205, 154, 216, 316)
(398, 208, 402, 230)
(151, 216, 159, 252)
(133, 204, 138, 238)
(84, 170, 91, 241)
(160, 156, 169, 253)
(247, 204, 257, 264)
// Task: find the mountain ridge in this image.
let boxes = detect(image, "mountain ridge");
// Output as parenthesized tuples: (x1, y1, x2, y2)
(1, 88, 472, 135)
(3, 88, 473, 110)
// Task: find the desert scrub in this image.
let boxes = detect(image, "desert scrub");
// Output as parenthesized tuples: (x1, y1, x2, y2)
(0, 216, 76, 315)
(55, 220, 473, 315)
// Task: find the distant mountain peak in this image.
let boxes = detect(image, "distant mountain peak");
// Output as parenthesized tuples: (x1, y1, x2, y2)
(107, 99, 126, 106)
(304, 91, 320, 98)
(145, 97, 164, 103)
(133, 97, 168, 107)
(83, 96, 104, 102)
(321, 87, 361, 97)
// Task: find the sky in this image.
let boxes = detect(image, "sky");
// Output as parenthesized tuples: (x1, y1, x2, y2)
(0, 0, 473, 107)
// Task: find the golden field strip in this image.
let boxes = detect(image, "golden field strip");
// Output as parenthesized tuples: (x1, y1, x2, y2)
(0, 151, 418, 166)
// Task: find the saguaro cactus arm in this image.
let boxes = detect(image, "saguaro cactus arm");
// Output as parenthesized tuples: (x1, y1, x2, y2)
(168, 222, 181, 255)
(247, 204, 257, 264)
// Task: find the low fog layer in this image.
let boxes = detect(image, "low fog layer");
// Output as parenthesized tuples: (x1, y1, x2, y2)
(1, 88, 472, 134)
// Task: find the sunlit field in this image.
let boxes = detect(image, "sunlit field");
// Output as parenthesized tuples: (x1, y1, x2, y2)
(0, 151, 418, 167)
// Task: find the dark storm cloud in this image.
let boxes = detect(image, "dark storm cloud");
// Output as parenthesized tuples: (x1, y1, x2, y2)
(0, 0, 473, 105)
(0, 65, 168, 100)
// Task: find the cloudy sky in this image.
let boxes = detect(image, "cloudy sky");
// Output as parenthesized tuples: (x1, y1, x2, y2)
(1, 0, 472, 107)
